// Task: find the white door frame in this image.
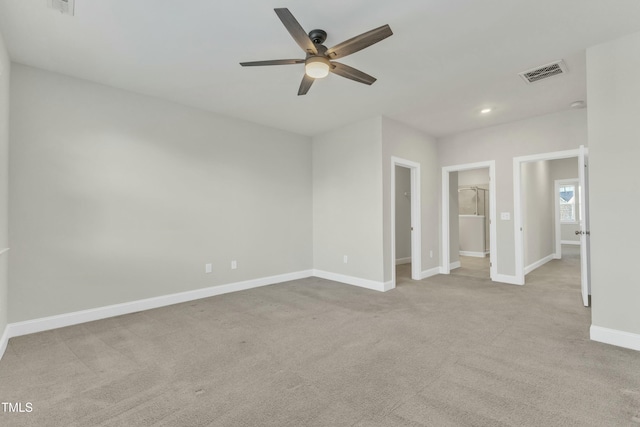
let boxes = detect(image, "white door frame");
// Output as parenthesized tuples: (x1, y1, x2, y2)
(391, 157, 421, 288)
(554, 178, 580, 259)
(513, 148, 580, 284)
(441, 161, 496, 280)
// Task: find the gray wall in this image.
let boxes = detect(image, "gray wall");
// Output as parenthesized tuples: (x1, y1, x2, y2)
(312, 117, 384, 282)
(588, 31, 640, 336)
(522, 160, 553, 268)
(522, 158, 579, 269)
(395, 166, 411, 262)
(9, 65, 313, 322)
(438, 109, 587, 277)
(459, 216, 485, 253)
(0, 31, 9, 337)
(458, 169, 489, 187)
(381, 117, 440, 281)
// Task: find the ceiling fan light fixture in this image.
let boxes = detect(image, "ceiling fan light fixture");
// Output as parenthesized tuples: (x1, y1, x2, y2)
(305, 56, 330, 79)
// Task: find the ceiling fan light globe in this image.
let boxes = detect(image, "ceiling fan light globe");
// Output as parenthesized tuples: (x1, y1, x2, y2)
(305, 57, 330, 79)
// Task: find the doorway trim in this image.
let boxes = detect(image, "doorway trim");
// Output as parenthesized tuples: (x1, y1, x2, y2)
(391, 157, 421, 288)
(513, 148, 580, 284)
(441, 160, 497, 280)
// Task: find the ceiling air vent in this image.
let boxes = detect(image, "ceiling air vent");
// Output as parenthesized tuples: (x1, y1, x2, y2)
(519, 60, 567, 84)
(48, 0, 75, 16)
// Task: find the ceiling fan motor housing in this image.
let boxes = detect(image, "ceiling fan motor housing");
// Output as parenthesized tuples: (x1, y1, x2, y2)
(308, 29, 327, 45)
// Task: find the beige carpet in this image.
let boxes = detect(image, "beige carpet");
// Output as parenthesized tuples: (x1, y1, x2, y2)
(1, 246, 639, 426)
(450, 254, 490, 280)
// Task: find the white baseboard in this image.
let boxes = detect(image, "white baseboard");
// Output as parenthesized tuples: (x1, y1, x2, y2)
(382, 281, 394, 292)
(5, 270, 314, 341)
(524, 254, 554, 275)
(421, 266, 441, 279)
(312, 270, 388, 292)
(459, 251, 487, 258)
(561, 240, 581, 246)
(590, 325, 640, 352)
(1, 268, 392, 357)
(438, 262, 461, 274)
(395, 257, 411, 265)
(0, 325, 9, 361)
(492, 274, 524, 285)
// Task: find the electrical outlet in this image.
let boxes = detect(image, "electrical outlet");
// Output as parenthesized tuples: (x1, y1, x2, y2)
(231, 260, 237, 270)
(205, 263, 212, 274)
(343, 255, 348, 264)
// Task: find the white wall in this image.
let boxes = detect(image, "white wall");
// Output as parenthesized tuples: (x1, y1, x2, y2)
(395, 166, 411, 262)
(312, 117, 384, 283)
(438, 109, 587, 278)
(588, 31, 640, 339)
(9, 65, 313, 322)
(522, 160, 553, 268)
(382, 117, 440, 281)
(0, 30, 10, 343)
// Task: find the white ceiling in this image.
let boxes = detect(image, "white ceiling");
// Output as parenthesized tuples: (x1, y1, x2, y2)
(2, 0, 640, 137)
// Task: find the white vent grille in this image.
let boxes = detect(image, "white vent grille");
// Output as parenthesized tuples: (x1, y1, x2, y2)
(519, 60, 567, 84)
(48, 0, 75, 16)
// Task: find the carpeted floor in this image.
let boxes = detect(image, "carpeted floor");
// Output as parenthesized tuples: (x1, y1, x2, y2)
(1, 246, 639, 426)
(450, 254, 491, 280)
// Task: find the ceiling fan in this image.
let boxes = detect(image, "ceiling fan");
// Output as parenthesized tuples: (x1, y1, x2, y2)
(240, 8, 393, 95)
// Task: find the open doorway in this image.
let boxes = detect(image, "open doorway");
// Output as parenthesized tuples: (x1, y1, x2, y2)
(391, 157, 421, 288)
(554, 177, 580, 259)
(394, 165, 413, 283)
(441, 161, 497, 281)
(513, 147, 591, 306)
(455, 169, 491, 278)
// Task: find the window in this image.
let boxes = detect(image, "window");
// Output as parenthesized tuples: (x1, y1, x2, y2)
(559, 184, 576, 223)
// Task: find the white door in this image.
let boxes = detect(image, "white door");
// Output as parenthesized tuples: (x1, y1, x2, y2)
(578, 145, 591, 307)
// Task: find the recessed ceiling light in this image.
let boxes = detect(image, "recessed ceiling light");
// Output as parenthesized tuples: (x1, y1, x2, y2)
(480, 108, 492, 114)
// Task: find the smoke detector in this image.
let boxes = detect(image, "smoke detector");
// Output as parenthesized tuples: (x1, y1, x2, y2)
(48, 0, 75, 16)
(519, 60, 567, 84)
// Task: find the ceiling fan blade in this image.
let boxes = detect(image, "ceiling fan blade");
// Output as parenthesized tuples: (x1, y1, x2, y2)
(274, 8, 318, 55)
(298, 74, 314, 96)
(330, 62, 377, 85)
(240, 59, 305, 67)
(326, 24, 393, 59)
